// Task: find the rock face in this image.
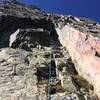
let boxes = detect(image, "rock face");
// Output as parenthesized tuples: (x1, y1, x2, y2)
(0, 48, 38, 99)
(9, 28, 51, 49)
(0, 1, 100, 100)
(56, 19, 100, 99)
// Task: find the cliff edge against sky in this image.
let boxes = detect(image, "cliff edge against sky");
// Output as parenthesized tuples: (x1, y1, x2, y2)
(0, 1, 100, 100)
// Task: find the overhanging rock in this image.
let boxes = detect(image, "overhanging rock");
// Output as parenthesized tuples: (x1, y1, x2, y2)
(56, 25, 100, 98)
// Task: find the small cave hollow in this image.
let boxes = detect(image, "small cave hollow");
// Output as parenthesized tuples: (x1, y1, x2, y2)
(95, 51, 100, 57)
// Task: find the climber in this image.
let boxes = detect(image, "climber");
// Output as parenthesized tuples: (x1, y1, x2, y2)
(46, 14, 54, 32)
(46, 14, 58, 41)
(47, 14, 53, 22)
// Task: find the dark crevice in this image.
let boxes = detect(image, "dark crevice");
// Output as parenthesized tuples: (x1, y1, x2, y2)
(95, 51, 100, 57)
(37, 60, 56, 83)
(85, 34, 89, 41)
(24, 57, 30, 65)
(45, 80, 64, 95)
(58, 57, 78, 75)
(0, 15, 61, 48)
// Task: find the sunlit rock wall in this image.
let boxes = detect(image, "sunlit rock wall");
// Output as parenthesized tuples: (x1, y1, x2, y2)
(56, 25, 100, 98)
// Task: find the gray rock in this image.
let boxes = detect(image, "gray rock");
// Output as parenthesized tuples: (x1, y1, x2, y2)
(0, 1, 98, 100)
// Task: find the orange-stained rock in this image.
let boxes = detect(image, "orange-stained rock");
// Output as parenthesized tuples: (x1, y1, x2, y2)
(56, 25, 100, 98)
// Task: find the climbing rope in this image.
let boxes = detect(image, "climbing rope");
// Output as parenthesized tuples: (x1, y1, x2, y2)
(47, 51, 52, 100)
(47, 49, 63, 100)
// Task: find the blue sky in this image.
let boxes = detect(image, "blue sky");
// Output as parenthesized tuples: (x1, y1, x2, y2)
(19, 0, 100, 22)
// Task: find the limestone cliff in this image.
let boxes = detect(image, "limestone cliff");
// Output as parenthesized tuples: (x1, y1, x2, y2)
(56, 15, 100, 99)
(0, 1, 100, 100)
